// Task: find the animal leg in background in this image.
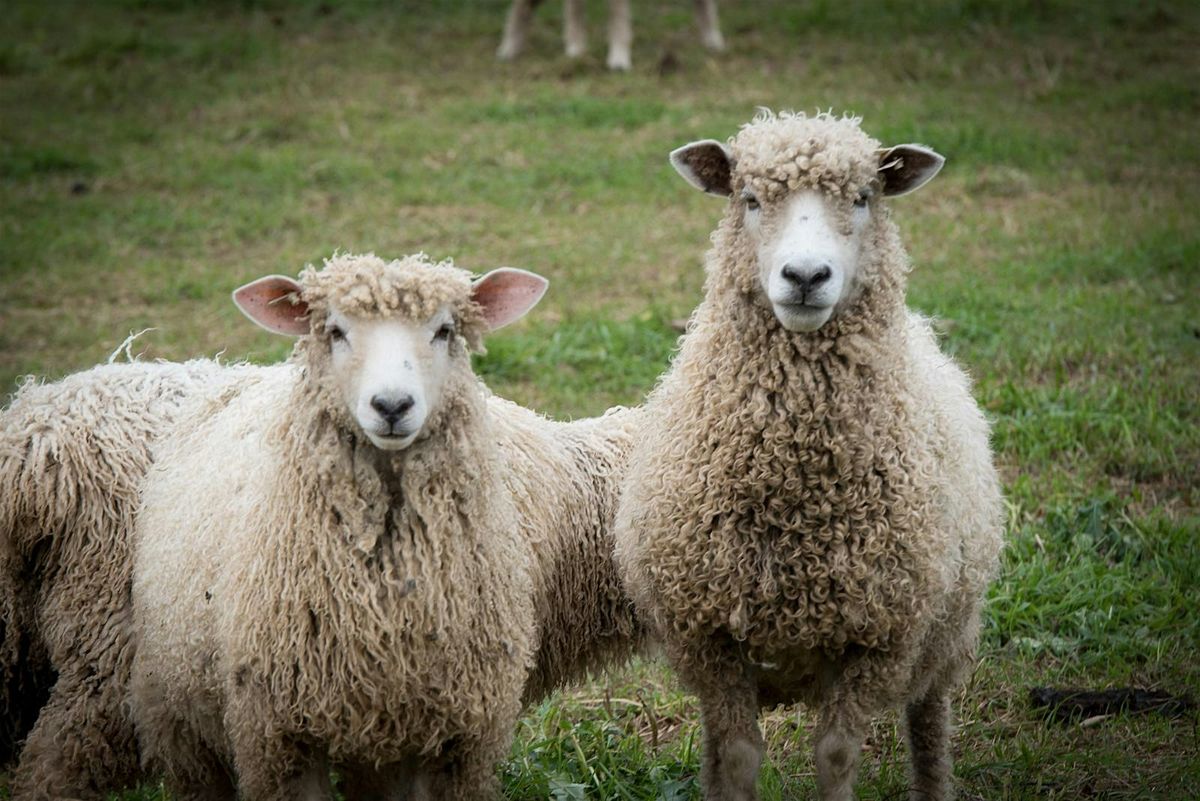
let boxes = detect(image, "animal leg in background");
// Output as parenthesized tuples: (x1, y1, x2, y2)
(695, 0, 725, 51)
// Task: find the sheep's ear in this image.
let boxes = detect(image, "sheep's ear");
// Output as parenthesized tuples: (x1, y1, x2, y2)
(669, 139, 734, 197)
(232, 275, 310, 336)
(877, 145, 945, 197)
(471, 268, 548, 331)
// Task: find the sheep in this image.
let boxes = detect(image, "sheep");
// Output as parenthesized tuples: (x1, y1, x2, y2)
(614, 111, 1004, 801)
(126, 253, 548, 799)
(0, 356, 258, 798)
(488, 396, 644, 705)
(497, 0, 725, 71)
(1, 262, 644, 799)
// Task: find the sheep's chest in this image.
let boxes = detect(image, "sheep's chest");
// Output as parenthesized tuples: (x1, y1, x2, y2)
(233, 516, 534, 758)
(638, 385, 939, 657)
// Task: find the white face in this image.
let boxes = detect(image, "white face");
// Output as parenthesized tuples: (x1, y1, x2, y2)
(324, 305, 457, 451)
(743, 187, 872, 332)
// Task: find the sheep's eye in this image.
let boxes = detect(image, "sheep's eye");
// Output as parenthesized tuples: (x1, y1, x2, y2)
(327, 325, 346, 342)
(744, 192, 760, 211)
(433, 322, 455, 342)
(854, 189, 871, 208)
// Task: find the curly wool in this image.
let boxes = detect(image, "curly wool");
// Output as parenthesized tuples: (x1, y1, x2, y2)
(616, 111, 1003, 707)
(487, 399, 645, 703)
(731, 110, 881, 205)
(2, 251, 647, 797)
(300, 252, 488, 350)
(0, 358, 255, 798)
(130, 254, 534, 796)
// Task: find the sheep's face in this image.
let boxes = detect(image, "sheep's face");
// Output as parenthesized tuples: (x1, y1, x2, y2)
(743, 186, 871, 332)
(324, 305, 457, 450)
(669, 113, 944, 333)
(233, 256, 548, 451)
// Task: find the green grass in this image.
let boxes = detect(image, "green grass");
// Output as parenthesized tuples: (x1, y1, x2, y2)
(2, 0, 1198, 798)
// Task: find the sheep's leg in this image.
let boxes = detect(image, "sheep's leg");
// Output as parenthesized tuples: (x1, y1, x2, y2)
(564, 0, 587, 59)
(606, 0, 633, 70)
(812, 707, 868, 801)
(233, 736, 332, 801)
(904, 688, 953, 801)
(340, 758, 419, 801)
(419, 740, 504, 801)
(11, 675, 139, 801)
(156, 739, 237, 801)
(814, 649, 915, 801)
(699, 682, 763, 801)
(497, 0, 537, 60)
(694, 0, 726, 51)
(681, 653, 763, 801)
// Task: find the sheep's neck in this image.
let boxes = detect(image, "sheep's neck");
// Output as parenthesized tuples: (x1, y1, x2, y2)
(271, 374, 495, 557)
(673, 232, 922, 516)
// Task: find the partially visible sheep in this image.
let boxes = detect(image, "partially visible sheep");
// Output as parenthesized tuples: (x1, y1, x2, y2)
(488, 397, 644, 703)
(497, 0, 725, 71)
(615, 111, 1004, 801)
(0, 357, 256, 798)
(129, 253, 546, 799)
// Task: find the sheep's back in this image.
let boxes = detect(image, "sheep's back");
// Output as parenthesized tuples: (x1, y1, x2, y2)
(487, 397, 645, 701)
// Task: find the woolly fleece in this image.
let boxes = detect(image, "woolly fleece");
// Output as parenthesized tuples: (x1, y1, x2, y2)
(615, 111, 1004, 797)
(0, 359, 257, 798)
(488, 398, 644, 703)
(2, 253, 646, 798)
(129, 254, 534, 799)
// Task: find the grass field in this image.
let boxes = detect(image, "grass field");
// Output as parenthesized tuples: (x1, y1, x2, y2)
(2, 0, 1198, 798)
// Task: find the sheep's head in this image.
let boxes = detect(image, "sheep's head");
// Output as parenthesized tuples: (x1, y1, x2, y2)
(233, 253, 547, 451)
(671, 111, 943, 333)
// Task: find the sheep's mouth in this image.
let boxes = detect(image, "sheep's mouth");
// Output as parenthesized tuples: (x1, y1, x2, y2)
(363, 425, 419, 451)
(778, 301, 829, 312)
(772, 301, 834, 332)
(775, 300, 833, 317)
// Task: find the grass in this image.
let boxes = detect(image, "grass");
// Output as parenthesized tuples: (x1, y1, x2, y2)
(2, 0, 1198, 798)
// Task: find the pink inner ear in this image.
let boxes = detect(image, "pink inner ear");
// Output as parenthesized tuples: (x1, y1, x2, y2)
(471, 269, 549, 331)
(233, 276, 310, 336)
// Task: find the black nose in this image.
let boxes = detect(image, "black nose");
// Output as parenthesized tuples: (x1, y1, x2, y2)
(781, 263, 833, 295)
(370, 394, 415, 424)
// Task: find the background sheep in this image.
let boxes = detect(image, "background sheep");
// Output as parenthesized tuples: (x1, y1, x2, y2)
(615, 112, 1004, 801)
(129, 253, 546, 799)
(497, 0, 724, 71)
(489, 396, 644, 704)
(0, 358, 257, 798)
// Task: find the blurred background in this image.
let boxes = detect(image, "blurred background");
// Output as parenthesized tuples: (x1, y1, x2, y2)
(1, 1, 1197, 798)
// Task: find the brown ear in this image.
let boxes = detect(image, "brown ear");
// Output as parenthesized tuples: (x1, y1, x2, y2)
(232, 275, 310, 336)
(669, 139, 734, 197)
(471, 268, 549, 331)
(877, 145, 945, 197)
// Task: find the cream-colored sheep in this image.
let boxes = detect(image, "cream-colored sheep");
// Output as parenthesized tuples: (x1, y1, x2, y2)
(129, 254, 546, 800)
(615, 111, 1004, 801)
(489, 397, 643, 704)
(497, 0, 725, 71)
(1, 260, 645, 799)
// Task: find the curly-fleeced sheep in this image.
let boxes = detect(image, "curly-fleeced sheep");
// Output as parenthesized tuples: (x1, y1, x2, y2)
(1, 264, 645, 799)
(0, 358, 256, 798)
(490, 396, 643, 704)
(497, 0, 725, 71)
(614, 111, 1004, 801)
(128, 254, 544, 799)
